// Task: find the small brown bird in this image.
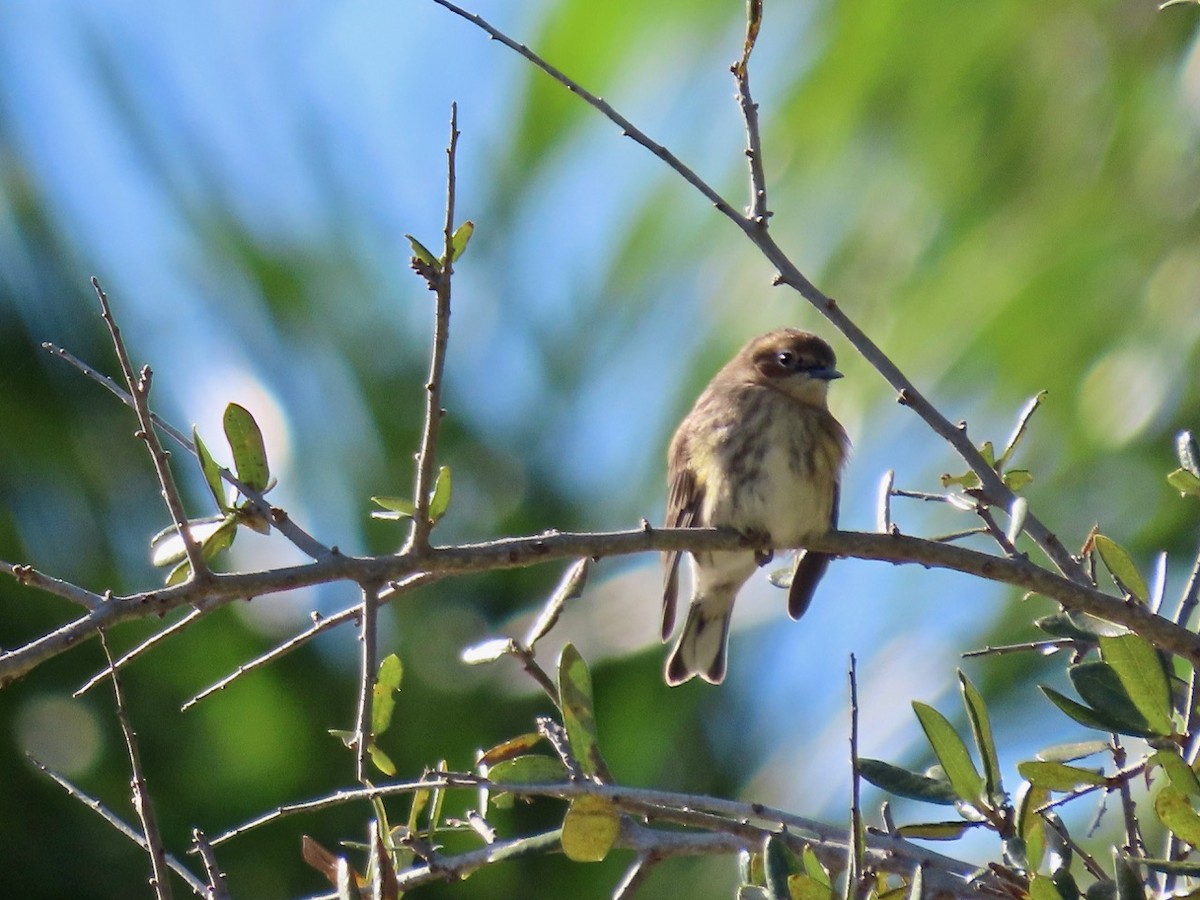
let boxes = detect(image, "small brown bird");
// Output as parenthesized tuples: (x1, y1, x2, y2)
(662, 329, 848, 686)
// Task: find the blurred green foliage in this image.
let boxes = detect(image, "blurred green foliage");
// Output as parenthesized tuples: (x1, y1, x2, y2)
(0, 0, 1199, 896)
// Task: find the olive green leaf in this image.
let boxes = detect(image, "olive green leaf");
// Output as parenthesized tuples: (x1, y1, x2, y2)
(1168, 468, 1200, 498)
(428, 465, 452, 525)
(896, 821, 977, 841)
(370, 496, 414, 520)
(223, 403, 270, 493)
(1069, 661, 1158, 737)
(525, 559, 590, 649)
(763, 835, 790, 900)
(1155, 787, 1200, 846)
(1099, 634, 1172, 737)
(1017, 761, 1107, 792)
(858, 759, 958, 805)
(193, 427, 229, 513)
(450, 220, 475, 262)
(487, 754, 568, 786)
(1149, 748, 1200, 797)
(558, 643, 605, 778)
(372, 653, 403, 737)
(1093, 535, 1148, 603)
(406, 234, 437, 266)
(958, 671, 1002, 799)
(912, 702, 985, 804)
(560, 794, 619, 862)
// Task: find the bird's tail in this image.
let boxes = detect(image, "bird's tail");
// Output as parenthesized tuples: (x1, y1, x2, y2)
(664, 592, 735, 686)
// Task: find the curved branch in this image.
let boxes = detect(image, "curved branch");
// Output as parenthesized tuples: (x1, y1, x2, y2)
(427, 0, 1086, 586)
(5, 526, 1197, 688)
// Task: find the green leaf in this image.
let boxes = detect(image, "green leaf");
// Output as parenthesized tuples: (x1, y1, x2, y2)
(997, 391, 1048, 470)
(150, 516, 230, 567)
(940, 470, 981, 490)
(165, 560, 190, 586)
(1069, 661, 1157, 737)
(763, 835, 790, 900)
(958, 671, 1002, 799)
(524, 559, 590, 649)
(1036, 740, 1110, 763)
(1040, 684, 1144, 736)
(1035, 612, 1125, 640)
(1114, 853, 1146, 900)
(979, 441, 996, 467)
(199, 516, 237, 562)
(406, 787, 430, 835)
(1167, 468, 1200, 498)
(368, 742, 396, 777)
(1093, 535, 1148, 603)
(406, 234, 437, 266)
(896, 821, 977, 841)
(558, 643, 605, 778)
(1155, 786, 1200, 845)
(428, 465, 452, 525)
(1017, 783, 1051, 871)
(801, 847, 831, 889)
(1099, 634, 1172, 736)
(370, 496, 414, 520)
(912, 702, 985, 805)
(486, 754, 568, 785)
(449, 220, 475, 262)
(858, 759, 958, 805)
(1003, 469, 1034, 491)
(193, 427, 229, 512)
(1017, 761, 1107, 792)
(560, 795, 618, 862)
(223, 403, 270, 493)
(787, 874, 834, 900)
(1149, 749, 1200, 797)
(372, 653, 403, 737)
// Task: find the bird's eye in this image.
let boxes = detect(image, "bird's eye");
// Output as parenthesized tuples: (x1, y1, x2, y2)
(776, 351, 796, 368)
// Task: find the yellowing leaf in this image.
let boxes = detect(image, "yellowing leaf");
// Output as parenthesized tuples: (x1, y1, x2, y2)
(560, 795, 618, 862)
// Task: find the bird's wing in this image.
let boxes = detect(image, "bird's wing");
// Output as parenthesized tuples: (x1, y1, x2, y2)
(787, 482, 839, 620)
(662, 462, 703, 641)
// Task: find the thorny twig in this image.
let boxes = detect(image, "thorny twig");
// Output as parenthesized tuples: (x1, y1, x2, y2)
(100, 632, 173, 900)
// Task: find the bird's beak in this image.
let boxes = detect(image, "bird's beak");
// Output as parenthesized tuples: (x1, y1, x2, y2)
(809, 366, 843, 381)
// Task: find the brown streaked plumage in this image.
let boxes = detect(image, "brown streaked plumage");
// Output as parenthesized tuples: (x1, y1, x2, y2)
(662, 329, 848, 686)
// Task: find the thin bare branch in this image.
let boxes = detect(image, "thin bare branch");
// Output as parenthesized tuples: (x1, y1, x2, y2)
(181, 573, 437, 712)
(353, 581, 382, 783)
(191, 831, 231, 900)
(847, 654, 864, 900)
(93, 278, 208, 583)
(428, 0, 1087, 586)
(407, 103, 460, 553)
(77, 608, 206, 696)
(28, 755, 208, 896)
(962, 639, 1075, 659)
(209, 772, 990, 896)
(100, 632, 173, 900)
(1, 560, 105, 610)
(733, 0, 768, 223)
(6, 526, 1200, 688)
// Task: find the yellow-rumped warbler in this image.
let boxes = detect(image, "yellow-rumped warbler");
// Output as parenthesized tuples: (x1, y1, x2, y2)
(661, 329, 848, 685)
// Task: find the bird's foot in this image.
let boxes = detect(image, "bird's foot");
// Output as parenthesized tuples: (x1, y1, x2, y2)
(745, 529, 774, 567)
